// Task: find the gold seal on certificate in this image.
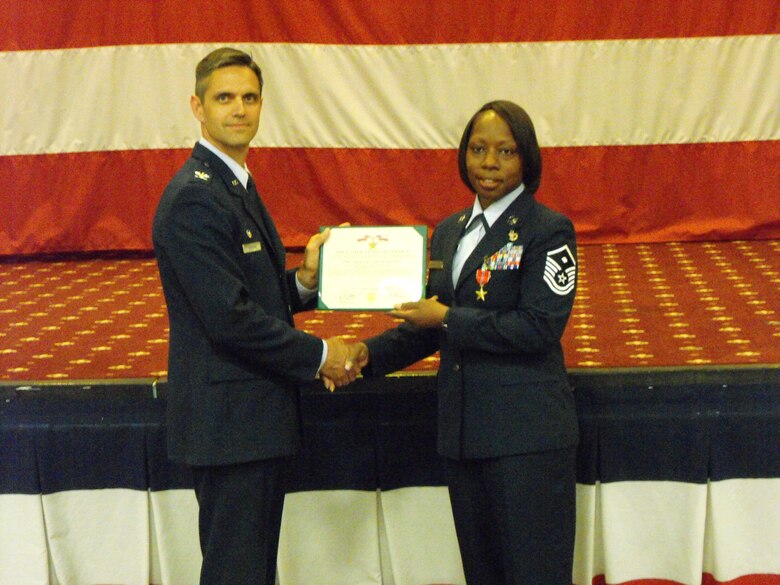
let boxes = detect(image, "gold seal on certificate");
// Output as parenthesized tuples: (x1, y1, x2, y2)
(318, 226, 428, 310)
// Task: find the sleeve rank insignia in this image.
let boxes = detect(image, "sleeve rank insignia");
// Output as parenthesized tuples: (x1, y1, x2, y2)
(543, 244, 577, 296)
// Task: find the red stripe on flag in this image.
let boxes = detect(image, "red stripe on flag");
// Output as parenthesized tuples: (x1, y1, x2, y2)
(0, 149, 189, 255)
(1, 141, 778, 256)
(543, 141, 780, 244)
(264, 141, 780, 246)
(3, 0, 779, 51)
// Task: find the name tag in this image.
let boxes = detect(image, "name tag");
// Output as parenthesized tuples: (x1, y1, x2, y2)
(428, 260, 444, 270)
(242, 242, 263, 254)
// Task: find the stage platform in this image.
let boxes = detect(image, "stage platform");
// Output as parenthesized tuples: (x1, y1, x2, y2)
(1, 240, 779, 585)
(1, 239, 778, 382)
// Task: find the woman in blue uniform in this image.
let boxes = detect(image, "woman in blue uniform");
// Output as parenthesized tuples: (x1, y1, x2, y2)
(358, 100, 579, 585)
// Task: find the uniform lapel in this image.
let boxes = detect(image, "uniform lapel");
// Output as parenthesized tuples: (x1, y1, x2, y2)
(455, 221, 499, 291)
(244, 178, 286, 271)
(194, 145, 285, 272)
(441, 210, 473, 298)
(454, 194, 533, 292)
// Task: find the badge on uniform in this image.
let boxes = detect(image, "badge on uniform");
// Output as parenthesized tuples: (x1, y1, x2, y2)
(543, 244, 576, 295)
(475, 267, 490, 301)
(483, 243, 523, 270)
(242, 241, 263, 254)
(194, 170, 210, 181)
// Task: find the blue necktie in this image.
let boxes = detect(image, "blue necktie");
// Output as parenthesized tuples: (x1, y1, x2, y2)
(452, 213, 489, 286)
(246, 176, 285, 269)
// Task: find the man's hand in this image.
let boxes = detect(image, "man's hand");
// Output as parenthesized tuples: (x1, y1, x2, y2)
(320, 336, 359, 391)
(321, 342, 369, 392)
(297, 223, 350, 290)
(297, 228, 330, 290)
(349, 342, 369, 370)
(387, 296, 449, 328)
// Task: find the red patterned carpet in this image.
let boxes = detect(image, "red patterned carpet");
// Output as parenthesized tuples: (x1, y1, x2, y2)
(1, 240, 778, 382)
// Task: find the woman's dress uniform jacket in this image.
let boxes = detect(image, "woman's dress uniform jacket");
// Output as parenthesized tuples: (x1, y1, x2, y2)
(365, 191, 579, 460)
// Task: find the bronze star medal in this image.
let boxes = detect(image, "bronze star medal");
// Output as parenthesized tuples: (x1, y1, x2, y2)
(476, 266, 491, 301)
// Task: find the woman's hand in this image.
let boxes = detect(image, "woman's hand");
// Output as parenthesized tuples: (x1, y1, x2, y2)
(388, 295, 449, 328)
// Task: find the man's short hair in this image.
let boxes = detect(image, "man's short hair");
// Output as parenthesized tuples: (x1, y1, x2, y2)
(195, 47, 264, 101)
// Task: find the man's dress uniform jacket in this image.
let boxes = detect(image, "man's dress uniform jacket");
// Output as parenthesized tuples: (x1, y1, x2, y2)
(153, 143, 322, 467)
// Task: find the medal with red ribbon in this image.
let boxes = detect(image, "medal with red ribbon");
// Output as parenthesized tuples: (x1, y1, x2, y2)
(475, 266, 491, 301)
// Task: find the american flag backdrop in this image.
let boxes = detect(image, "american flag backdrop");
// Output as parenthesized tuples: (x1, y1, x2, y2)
(1, 0, 778, 256)
(1, 5, 780, 584)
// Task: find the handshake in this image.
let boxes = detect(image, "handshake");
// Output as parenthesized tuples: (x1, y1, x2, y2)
(319, 338, 369, 392)
(315, 296, 449, 391)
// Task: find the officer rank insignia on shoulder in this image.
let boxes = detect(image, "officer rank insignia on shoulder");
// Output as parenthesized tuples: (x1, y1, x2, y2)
(543, 244, 576, 296)
(194, 170, 211, 181)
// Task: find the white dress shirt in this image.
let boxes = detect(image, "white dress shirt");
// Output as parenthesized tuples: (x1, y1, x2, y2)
(452, 183, 525, 286)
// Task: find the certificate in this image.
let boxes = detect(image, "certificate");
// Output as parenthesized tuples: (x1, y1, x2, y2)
(318, 226, 427, 310)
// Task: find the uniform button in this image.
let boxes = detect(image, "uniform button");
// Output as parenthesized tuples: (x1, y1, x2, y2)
(453, 364, 460, 371)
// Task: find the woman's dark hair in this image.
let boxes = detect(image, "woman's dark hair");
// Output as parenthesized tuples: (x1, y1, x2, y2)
(458, 100, 542, 195)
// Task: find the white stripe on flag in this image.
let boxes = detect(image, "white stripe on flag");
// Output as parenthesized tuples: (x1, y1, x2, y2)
(2, 35, 778, 155)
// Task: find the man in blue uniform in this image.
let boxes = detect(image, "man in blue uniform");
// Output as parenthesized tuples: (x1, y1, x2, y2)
(153, 47, 358, 585)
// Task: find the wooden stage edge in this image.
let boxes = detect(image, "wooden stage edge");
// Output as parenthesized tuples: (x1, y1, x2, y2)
(2, 363, 778, 401)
